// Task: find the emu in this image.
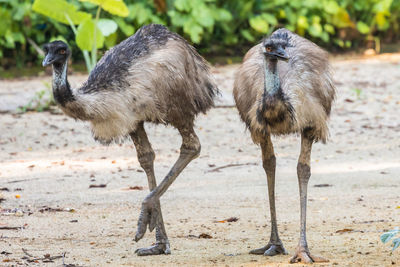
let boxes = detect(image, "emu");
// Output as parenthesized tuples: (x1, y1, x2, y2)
(42, 24, 218, 256)
(233, 29, 335, 263)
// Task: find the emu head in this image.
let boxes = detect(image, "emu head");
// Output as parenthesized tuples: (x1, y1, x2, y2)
(42, 41, 70, 67)
(262, 31, 290, 62)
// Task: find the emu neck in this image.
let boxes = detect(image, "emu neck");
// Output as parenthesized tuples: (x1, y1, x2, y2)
(52, 61, 74, 106)
(263, 58, 280, 97)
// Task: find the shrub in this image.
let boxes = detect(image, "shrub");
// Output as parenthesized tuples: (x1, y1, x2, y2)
(0, 0, 399, 70)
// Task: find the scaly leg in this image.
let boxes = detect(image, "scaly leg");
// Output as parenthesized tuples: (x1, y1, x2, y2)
(290, 132, 328, 263)
(130, 122, 170, 256)
(135, 124, 201, 242)
(250, 135, 287, 256)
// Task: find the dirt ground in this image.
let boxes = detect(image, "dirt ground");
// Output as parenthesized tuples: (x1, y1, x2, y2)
(1, 54, 400, 267)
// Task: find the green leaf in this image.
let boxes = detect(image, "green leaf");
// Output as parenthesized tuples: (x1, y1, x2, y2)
(393, 238, 400, 251)
(193, 5, 214, 28)
(33, 0, 91, 25)
(324, 0, 339, 14)
(212, 8, 232, 22)
(249, 16, 269, 33)
(240, 29, 255, 42)
(331, 8, 353, 28)
(174, 0, 191, 12)
(183, 18, 203, 43)
(297, 15, 309, 29)
(115, 18, 134, 36)
(0, 8, 11, 37)
(261, 13, 277, 25)
(76, 19, 104, 51)
(308, 23, 323, 37)
(168, 10, 189, 27)
(356, 21, 370, 34)
(79, 0, 129, 17)
(324, 24, 335, 34)
(381, 228, 399, 243)
(97, 19, 118, 36)
(105, 32, 117, 48)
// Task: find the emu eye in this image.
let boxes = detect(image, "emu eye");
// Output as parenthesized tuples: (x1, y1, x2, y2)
(59, 49, 66, 55)
(265, 46, 272, 52)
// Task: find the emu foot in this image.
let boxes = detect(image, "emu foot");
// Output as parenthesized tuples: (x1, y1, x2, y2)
(290, 246, 328, 264)
(135, 197, 159, 242)
(250, 243, 288, 256)
(135, 241, 171, 256)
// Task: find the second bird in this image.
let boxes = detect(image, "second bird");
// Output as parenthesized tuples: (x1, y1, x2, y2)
(233, 28, 335, 263)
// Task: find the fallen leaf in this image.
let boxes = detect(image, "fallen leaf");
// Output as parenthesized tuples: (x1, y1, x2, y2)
(198, 233, 212, 239)
(111, 160, 116, 164)
(215, 217, 239, 223)
(314, 184, 333, 187)
(126, 186, 144, 191)
(336, 228, 353, 233)
(89, 184, 107, 188)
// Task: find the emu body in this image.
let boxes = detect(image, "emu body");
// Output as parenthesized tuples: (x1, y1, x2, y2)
(43, 24, 218, 255)
(233, 28, 335, 263)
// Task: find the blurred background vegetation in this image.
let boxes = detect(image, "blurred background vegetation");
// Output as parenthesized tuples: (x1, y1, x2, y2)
(0, 0, 399, 73)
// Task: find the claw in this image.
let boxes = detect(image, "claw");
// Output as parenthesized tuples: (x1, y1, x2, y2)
(264, 244, 288, 256)
(135, 197, 160, 241)
(290, 246, 328, 264)
(135, 241, 171, 256)
(250, 243, 287, 256)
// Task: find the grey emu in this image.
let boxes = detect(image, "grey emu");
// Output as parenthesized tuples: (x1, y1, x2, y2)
(42, 24, 218, 256)
(233, 29, 335, 263)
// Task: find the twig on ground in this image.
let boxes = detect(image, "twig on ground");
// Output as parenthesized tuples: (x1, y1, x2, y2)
(206, 162, 258, 173)
(0, 226, 24, 230)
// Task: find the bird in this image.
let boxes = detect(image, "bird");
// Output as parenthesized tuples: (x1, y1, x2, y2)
(42, 24, 218, 256)
(233, 28, 335, 263)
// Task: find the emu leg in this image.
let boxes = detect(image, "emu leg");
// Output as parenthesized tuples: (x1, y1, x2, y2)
(290, 133, 328, 263)
(135, 124, 200, 242)
(250, 135, 287, 256)
(130, 123, 170, 256)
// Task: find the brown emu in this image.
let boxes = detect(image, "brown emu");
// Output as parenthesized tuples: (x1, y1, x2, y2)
(233, 29, 335, 263)
(42, 24, 218, 256)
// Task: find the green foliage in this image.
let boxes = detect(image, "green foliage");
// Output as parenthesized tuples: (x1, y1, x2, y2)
(32, 0, 128, 72)
(1, 0, 400, 70)
(81, 0, 129, 17)
(32, 0, 91, 25)
(381, 227, 400, 252)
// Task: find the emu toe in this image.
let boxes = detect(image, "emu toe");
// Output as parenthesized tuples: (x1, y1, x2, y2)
(135, 241, 171, 256)
(135, 198, 159, 242)
(290, 246, 328, 264)
(250, 243, 288, 256)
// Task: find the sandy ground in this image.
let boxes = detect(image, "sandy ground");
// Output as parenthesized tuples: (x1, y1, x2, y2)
(0, 55, 400, 267)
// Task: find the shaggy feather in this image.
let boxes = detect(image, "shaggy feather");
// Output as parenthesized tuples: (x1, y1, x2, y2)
(233, 28, 336, 144)
(46, 24, 218, 144)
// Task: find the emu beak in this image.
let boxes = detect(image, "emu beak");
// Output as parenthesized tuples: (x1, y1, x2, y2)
(275, 47, 289, 62)
(42, 55, 54, 67)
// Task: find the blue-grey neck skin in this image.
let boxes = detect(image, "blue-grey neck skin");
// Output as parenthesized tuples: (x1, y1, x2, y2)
(52, 61, 74, 106)
(263, 57, 280, 97)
